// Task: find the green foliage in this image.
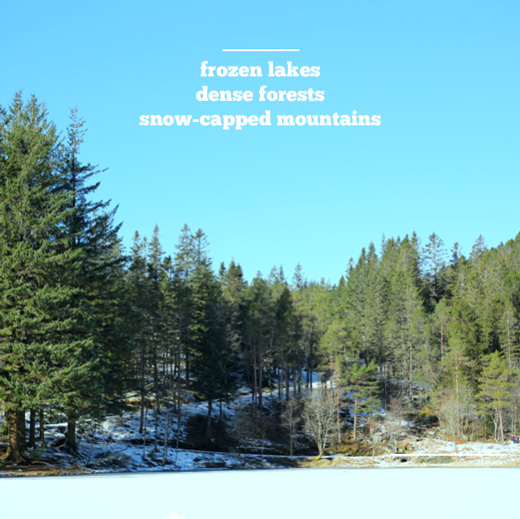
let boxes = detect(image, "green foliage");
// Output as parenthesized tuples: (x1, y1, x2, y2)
(6, 90, 520, 458)
(341, 361, 380, 439)
(477, 352, 514, 441)
(0, 94, 98, 458)
(58, 108, 128, 436)
(190, 263, 237, 404)
(0, 95, 79, 401)
(422, 232, 447, 306)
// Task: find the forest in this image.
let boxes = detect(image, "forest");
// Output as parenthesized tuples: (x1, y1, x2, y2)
(1, 92, 520, 466)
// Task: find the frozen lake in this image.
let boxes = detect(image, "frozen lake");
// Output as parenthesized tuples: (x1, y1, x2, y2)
(1, 467, 516, 519)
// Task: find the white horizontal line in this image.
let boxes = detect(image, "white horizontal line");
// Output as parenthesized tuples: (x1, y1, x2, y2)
(339, 452, 519, 459)
(380, 453, 512, 458)
(222, 49, 300, 52)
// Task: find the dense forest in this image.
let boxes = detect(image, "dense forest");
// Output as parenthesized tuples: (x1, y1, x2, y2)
(2, 93, 520, 464)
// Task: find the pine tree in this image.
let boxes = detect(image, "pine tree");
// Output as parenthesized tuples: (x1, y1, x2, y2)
(477, 351, 513, 442)
(382, 236, 425, 402)
(273, 283, 299, 403)
(173, 224, 197, 387)
(190, 262, 236, 437)
(292, 276, 328, 391)
(147, 225, 167, 449)
(341, 361, 380, 440)
(343, 243, 385, 365)
(0, 93, 85, 461)
(219, 260, 247, 360)
(243, 275, 274, 407)
(127, 231, 151, 434)
(423, 232, 447, 305)
(59, 108, 126, 449)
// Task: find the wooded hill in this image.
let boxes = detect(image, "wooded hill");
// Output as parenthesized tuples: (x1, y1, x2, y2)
(1, 93, 520, 463)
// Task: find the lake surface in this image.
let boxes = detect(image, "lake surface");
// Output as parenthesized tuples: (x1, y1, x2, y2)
(1, 467, 516, 519)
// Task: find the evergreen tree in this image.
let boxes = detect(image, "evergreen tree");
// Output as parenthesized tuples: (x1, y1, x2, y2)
(173, 224, 197, 387)
(343, 244, 385, 365)
(273, 283, 299, 402)
(190, 261, 237, 437)
(292, 277, 328, 390)
(0, 93, 85, 461)
(382, 236, 425, 401)
(341, 361, 380, 440)
(243, 275, 275, 407)
(423, 232, 447, 305)
(219, 260, 247, 360)
(147, 225, 168, 449)
(477, 351, 513, 442)
(59, 108, 126, 449)
(127, 231, 151, 434)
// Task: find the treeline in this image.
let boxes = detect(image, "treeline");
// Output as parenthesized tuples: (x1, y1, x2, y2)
(324, 232, 520, 444)
(2, 94, 520, 463)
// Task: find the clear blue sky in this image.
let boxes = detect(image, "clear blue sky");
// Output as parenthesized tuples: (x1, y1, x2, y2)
(2, 0, 519, 283)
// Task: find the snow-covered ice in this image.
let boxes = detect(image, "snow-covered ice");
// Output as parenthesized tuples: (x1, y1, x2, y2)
(1, 467, 517, 519)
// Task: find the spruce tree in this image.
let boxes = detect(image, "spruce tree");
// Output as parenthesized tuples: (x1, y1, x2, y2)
(58, 108, 126, 449)
(343, 244, 384, 365)
(341, 361, 380, 440)
(292, 272, 326, 391)
(382, 236, 425, 402)
(190, 259, 236, 437)
(243, 275, 275, 407)
(0, 93, 85, 461)
(477, 352, 513, 442)
(423, 232, 447, 305)
(173, 224, 197, 387)
(127, 231, 151, 434)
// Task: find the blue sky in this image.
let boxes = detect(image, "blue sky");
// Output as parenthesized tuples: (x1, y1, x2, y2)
(2, 0, 519, 283)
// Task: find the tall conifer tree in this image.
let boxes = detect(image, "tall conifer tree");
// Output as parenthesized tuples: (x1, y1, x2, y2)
(0, 94, 86, 461)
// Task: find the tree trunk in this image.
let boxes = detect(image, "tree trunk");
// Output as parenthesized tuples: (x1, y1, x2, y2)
(39, 409, 45, 446)
(258, 351, 264, 410)
(162, 408, 170, 466)
(153, 329, 159, 451)
(353, 396, 358, 440)
(154, 400, 160, 451)
(139, 340, 146, 434)
(207, 399, 213, 439)
(252, 343, 257, 406)
(4, 409, 26, 463)
(175, 342, 182, 462)
(29, 409, 36, 447)
(315, 447, 324, 461)
(455, 359, 461, 440)
(185, 349, 190, 390)
(285, 366, 290, 401)
(66, 416, 77, 450)
(440, 325, 445, 361)
(336, 390, 341, 443)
